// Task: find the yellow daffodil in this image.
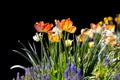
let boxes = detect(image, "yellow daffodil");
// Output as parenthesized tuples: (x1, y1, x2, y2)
(103, 25, 115, 32)
(108, 16, 113, 21)
(115, 14, 120, 23)
(104, 16, 113, 25)
(102, 34, 116, 45)
(98, 21, 103, 26)
(104, 17, 109, 24)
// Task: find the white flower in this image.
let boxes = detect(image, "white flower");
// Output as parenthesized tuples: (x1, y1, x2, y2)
(52, 26, 62, 36)
(81, 28, 93, 38)
(33, 33, 42, 42)
(102, 30, 113, 36)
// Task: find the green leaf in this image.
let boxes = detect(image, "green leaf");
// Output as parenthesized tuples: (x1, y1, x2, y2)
(12, 50, 31, 64)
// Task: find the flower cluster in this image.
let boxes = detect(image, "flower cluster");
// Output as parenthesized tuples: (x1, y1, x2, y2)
(11, 14, 120, 80)
(12, 65, 50, 80)
(64, 62, 83, 80)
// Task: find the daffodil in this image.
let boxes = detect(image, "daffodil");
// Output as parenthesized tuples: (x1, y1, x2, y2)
(33, 33, 42, 42)
(115, 14, 120, 24)
(103, 24, 115, 32)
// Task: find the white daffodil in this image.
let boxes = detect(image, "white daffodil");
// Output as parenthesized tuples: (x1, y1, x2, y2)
(33, 33, 42, 42)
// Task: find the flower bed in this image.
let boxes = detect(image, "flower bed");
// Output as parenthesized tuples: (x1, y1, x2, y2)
(11, 14, 120, 80)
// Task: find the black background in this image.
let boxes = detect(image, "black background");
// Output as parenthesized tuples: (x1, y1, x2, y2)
(1, 0, 120, 80)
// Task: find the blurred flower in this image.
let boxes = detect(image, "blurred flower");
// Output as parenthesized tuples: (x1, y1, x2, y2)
(114, 73, 120, 80)
(96, 73, 100, 78)
(13, 66, 50, 80)
(103, 57, 110, 66)
(115, 14, 120, 24)
(90, 23, 102, 33)
(103, 24, 115, 32)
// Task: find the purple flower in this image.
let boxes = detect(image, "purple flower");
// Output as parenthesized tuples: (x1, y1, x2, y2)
(13, 66, 50, 80)
(64, 68, 69, 78)
(71, 63, 77, 71)
(64, 62, 83, 80)
(16, 72, 20, 80)
(114, 73, 120, 80)
(77, 68, 82, 76)
(43, 74, 50, 80)
(103, 57, 110, 66)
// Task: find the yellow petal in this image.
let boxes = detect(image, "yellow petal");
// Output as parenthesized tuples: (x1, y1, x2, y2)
(108, 16, 113, 21)
(65, 39, 73, 47)
(89, 41, 94, 48)
(77, 34, 84, 42)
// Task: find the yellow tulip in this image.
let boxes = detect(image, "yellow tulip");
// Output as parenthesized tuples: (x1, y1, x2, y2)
(65, 39, 73, 47)
(88, 41, 94, 48)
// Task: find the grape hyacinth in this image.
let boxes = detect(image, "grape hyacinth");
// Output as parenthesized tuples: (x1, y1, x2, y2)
(103, 56, 110, 66)
(12, 66, 50, 80)
(114, 73, 120, 80)
(64, 62, 83, 80)
(11, 14, 120, 80)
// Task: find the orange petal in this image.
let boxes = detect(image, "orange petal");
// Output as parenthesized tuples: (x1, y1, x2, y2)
(43, 23, 53, 32)
(68, 26, 77, 33)
(54, 19, 62, 30)
(90, 23, 96, 29)
(77, 34, 84, 42)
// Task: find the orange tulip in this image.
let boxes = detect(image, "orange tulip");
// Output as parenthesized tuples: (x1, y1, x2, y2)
(55, 18, 77, 33)
(34, 21, 53, 33)
(90, 23, 102, 33)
